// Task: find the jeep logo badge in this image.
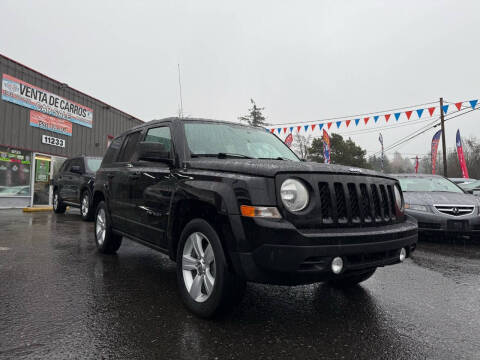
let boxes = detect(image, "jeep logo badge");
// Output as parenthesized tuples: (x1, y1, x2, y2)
(452, 207, 459, 215)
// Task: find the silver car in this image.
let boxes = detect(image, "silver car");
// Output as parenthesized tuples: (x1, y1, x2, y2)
(396, 174, 480, 239)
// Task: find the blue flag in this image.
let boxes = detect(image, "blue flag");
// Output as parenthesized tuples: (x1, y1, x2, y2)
(416, 109, 424, 119)
(442, 104, 449, 114)
(304, 125, 309, 132)
(394, 112, 401, 121)
(374, 115, 379, 123)
(469, 100, 478, 109)
(336, 121, 342, 128)
(354, 118, 360, 126)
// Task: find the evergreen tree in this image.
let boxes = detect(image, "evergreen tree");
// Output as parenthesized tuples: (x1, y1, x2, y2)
(239, 99, 268, 127)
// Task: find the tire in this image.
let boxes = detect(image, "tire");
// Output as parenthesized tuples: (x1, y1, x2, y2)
(53, 190, 66, 214)
(94, 201, 122, 254)
(327, 268, 376, 288)
(80, 191, 94, 221)
(176, 219, 246, 318)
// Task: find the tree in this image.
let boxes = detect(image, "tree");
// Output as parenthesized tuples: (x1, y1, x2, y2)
(239, 99, 268, 127)
(292, 133, 311, 159)
(308, 133, 369, 168)
(367, 154, 391, 173)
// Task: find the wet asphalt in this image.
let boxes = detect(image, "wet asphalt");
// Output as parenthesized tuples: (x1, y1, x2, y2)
(0, 210, 479, 360)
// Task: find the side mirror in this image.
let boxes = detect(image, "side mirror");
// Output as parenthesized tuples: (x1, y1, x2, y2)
(137, 142, 172, 165)
(71, 165, 82, 174)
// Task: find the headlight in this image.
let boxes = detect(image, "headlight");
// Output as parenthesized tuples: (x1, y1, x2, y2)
(405, 204, 429, 212)
(394, 184, 404, 212)
(280, 179, 309, 212)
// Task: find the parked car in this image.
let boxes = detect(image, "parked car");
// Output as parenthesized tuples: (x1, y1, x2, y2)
(459, 180, 480, 196)
(396, 174, 480, 239)
(449, 177, 477, 185)
(52, 156, 102, 221)
(91, 118, 417, 317)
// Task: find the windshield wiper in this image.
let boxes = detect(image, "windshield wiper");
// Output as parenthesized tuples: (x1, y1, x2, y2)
(258, 157, 291, 161)
(191, 153, 253, 159)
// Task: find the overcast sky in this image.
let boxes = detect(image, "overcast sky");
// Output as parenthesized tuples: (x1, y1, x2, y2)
(1, 0, 479, 158)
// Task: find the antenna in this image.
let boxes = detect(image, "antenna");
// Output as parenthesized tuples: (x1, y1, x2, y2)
(177, 63, 184, 118)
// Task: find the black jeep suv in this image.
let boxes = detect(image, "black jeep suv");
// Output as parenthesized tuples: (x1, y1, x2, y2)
(92, 118, 417, 317)
(52, 156, 102, 221)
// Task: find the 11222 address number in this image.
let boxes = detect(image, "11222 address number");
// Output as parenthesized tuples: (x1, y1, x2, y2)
(41, 135, 65, 148)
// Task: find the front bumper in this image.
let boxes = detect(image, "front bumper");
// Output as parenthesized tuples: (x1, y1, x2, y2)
(405, 209, 480, 236)
(230, 217, 418, 285)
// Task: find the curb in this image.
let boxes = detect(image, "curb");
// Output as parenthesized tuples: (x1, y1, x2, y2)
(23, 206, 53, 212)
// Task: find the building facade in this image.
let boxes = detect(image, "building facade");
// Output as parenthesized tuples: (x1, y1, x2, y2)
(0, 54, 143, 208)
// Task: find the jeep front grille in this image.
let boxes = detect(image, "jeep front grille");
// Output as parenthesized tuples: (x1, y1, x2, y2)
(317, 182, 397, 226)
(434, 205, 475, 216)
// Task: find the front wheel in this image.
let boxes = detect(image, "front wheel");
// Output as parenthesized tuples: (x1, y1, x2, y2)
(94, 201, 122, 254)
(176, 219, 246, 318)
(327, 268, 376, 288)
(80, 191, 94, 221)
(53, 190, 66, 214)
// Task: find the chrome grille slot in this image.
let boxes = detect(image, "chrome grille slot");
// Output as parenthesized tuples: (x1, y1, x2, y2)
(434, 205, 475, 216)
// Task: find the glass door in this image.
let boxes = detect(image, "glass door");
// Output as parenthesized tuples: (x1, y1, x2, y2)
(33, 155, 51, 206)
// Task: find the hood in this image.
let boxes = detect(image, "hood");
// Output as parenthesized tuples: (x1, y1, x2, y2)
(186, 159, 392, 179)
(403, 191, 478, 206)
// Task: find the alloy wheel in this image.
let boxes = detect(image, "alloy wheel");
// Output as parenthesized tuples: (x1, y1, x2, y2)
(81, 195, 89, 217)
(182, 232, 216, 303)
(96, 208, 106, 245)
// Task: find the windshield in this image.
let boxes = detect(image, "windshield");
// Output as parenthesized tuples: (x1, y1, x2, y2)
(85, 158, 102, 173)
(398, 176, 464, 193)
(184, 122, 299, 161)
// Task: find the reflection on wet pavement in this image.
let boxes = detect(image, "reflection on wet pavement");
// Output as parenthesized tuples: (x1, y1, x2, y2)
(0, 210, 479, 359)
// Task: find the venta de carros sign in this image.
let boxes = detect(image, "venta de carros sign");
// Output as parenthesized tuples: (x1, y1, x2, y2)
(1, 74, 93, 128)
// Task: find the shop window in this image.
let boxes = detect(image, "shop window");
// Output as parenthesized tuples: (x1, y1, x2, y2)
(0, 146, 32, 197)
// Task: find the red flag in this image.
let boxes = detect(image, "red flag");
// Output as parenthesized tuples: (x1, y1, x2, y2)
(428, 107, 435, 116)
(284, 133, 293, 147)
(456, 129, 469, 178)
(385, 114, 391, 122)
(311, 124, 316, 131)
(455, 102, 463, 111)
(405, 110, 413, 120)
(327, 122, 332, 129)
(415, 156, 419, 173)
(297, 126, 301, 132)
(346, 120, 351, 127)
(270, 128, 275, 133)
(283, 127, 287, 133)
(364, 117, 369, 125)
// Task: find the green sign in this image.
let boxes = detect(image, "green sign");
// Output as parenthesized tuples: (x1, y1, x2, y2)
(35, 159, 50, 182)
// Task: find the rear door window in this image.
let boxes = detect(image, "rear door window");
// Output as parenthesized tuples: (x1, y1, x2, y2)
(117, 131, 142, 163)
(102, 137, 123, 166)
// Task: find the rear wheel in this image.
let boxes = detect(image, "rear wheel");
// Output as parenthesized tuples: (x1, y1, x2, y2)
(53, 190, 66, 214)
(94, 201, 122, 254)
(80, 191, 94, 221)
(327, 268, 376, 288)
(176, 219, 246, 318)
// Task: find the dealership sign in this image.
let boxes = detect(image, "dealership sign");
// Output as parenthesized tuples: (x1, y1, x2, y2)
(30, 110, 72, 136)
(1, 73, 93, 128)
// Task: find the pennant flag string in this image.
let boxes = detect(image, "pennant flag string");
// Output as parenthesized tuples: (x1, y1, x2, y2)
(266, 98, 478, 135)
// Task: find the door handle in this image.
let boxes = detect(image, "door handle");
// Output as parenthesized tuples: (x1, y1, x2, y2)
(129, 172, 141, 180)
(107, 174, 115, 179)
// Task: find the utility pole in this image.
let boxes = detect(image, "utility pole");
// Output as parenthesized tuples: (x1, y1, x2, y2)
(439, 97, 447, 177)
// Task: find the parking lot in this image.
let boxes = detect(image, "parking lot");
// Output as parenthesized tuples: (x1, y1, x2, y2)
(0, 209, 479, 359)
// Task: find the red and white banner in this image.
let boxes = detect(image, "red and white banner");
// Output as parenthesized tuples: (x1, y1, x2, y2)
(30, 110, 72, 136)
(284, 133, 293, 147)
(2, 73, 93, 128)
(456, 129, 469, 178)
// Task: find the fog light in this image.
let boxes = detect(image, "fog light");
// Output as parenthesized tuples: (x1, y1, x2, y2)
(399, 248, 407, 262)
(331, 257, 343, 274)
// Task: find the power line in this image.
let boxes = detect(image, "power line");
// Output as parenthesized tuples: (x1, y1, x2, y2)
(268, 100, 438, 126)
